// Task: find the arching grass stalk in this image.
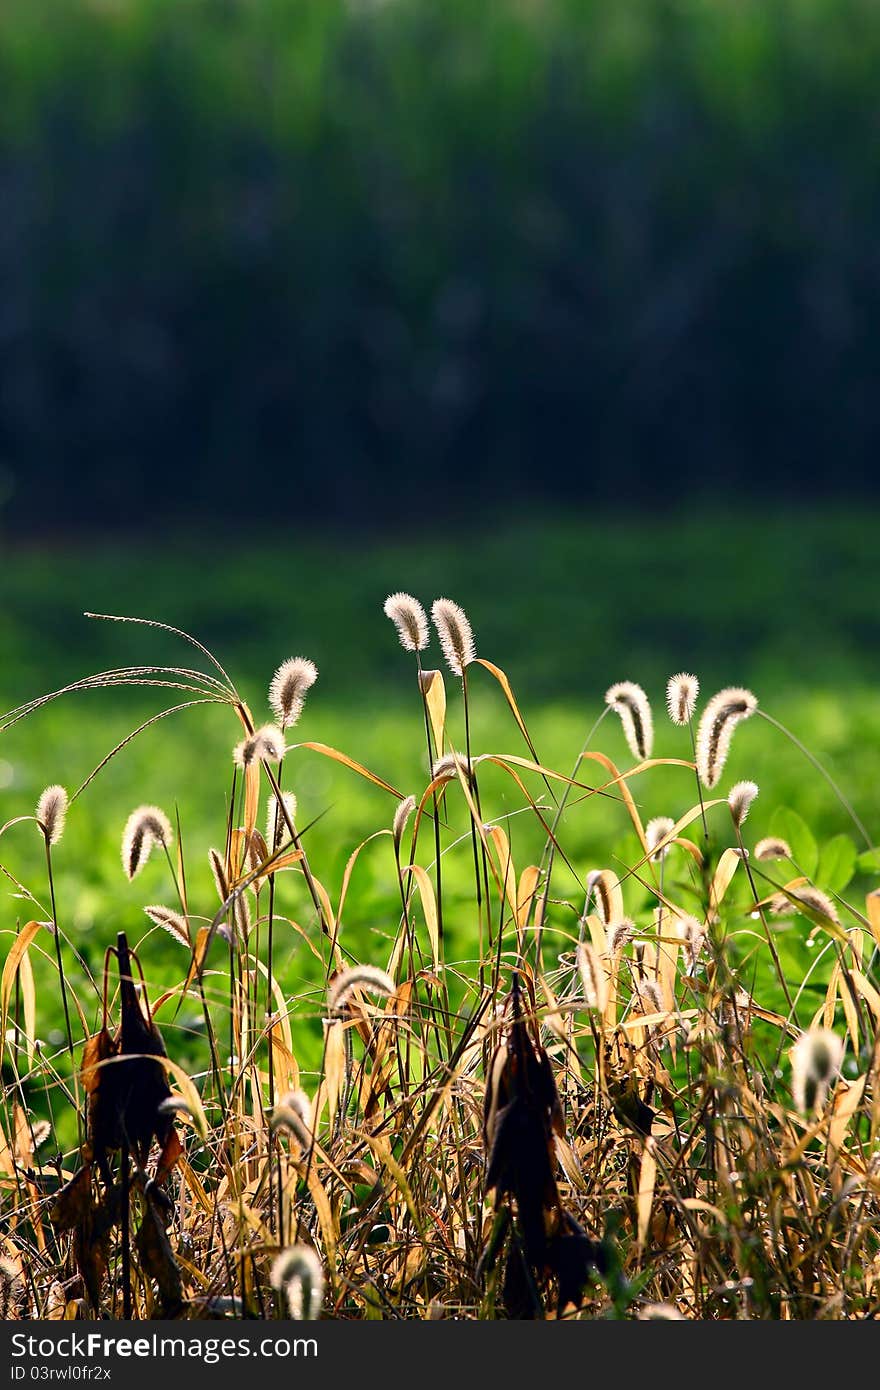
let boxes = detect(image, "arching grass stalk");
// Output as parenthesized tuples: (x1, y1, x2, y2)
(757, 709, 872, 848)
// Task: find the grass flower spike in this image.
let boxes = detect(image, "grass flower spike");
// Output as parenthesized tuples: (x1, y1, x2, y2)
(269, 657, 318, 728)
(431, 598, 475, 676)
(728, 780, 759, 827)
(791, 1029, 843, 1113)
(233, 724, 286, 768)
(384, 593, 429, 652)
(121, 804, 173, 880)
(605, 681, 653, 760)
(646, 816, 675, 862)
(666, 673, 699, 726)
(696, 686, 757, 788)
(270, 1246, 324, 1320)
(36, 784, 68, 845)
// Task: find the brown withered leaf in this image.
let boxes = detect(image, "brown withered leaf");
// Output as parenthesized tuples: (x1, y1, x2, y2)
(483, 972, 562, 1269)
(85, 934, 178, 1172)
(136, 1197, 183, 1316)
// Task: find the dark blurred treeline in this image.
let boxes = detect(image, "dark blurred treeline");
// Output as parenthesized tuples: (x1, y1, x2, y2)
(2, 0, 879, 531)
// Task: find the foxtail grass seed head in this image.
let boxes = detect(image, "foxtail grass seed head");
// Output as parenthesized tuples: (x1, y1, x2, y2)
(208, 847, 229, 903)
(646, 816, 675, 862)
(641, 980, 664, 1016)
(767, 892, 793, 918)
(696, 687, 758, 788)
(431, 751, 475, 783)
(266, 791, 298, 851)
(328, 965, 396, 1016)
(271, 1090, 314, 1149)
(233, 724, 286, 769)
(384, 592, 429, 653)
(431, 598, 475, 677)
(586, 870, 614, 925)
(606, 917, 635, 956)
(36, 784, 68, 845)
(121, 805, 173, 880)
(576, 942, 607, 1013)
(755, 836, 792, 861)
(728, 780, 759, 828)
(269, 657, 318, 729)
(270, 1246, 324, 1321)
(789, 884, 841, 927)
(605, 682, 653, 760)
(667, 673, 699, 726)
(791, 1028, 844, 1114)
(144, 905, 190, 948)
(638, 1304, 685, 1321)
(392, 794, 416, 850)
(676, 915, 706, 973)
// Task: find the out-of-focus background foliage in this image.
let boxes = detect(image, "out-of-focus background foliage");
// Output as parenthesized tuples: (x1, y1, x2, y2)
(0, 1, 878, 1058)
(2, 0, 880, 526)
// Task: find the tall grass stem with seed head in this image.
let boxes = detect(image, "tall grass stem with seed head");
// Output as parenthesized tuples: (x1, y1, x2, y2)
(668, 672, 708, 841)
(696, 687, 757, 789)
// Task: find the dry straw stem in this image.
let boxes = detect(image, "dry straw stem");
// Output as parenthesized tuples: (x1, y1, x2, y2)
(728, 779, 759, 827)
(696, 686, 758, 788)
(383, 593, 429, 653)
(605, 681, 653, 761)
(121, 804, 173, 880)
(666, 673, 699, 726)
(35, 785, 68, 846)
(431, 598, 475, 676)
(269, 657, 318, 729)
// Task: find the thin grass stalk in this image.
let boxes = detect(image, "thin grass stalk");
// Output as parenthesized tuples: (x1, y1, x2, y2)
(732, 823, 794, 1013)
(758, 710, 871, 848)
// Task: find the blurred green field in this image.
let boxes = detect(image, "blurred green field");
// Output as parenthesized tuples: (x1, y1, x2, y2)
(1, 511, 878, 1142)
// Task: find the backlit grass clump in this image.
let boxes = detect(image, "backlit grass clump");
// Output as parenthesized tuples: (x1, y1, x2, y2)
(1, 602, 879, 1320)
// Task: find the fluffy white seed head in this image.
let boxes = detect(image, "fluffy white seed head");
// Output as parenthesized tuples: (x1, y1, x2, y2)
(121, 805, 173, 880)
(327, 965, 395, 1016)
(605, 682, 653, 761)
(576, 942, 607, 1013)
(755, 836, 792, 861)
(269, 657, 318, 729)
(606, 917, 635, 956)
(666, 673, 700, 726)
(144, 905, 190, 948)
(728, 780, 759, 828)
(383, 593, 429, 653)
(270, 1245, 324, 1320)
(36, 784, 68, 846)
(270, 1090, 314, 1150)
(266, 792, 298, 851)
(645, 816, 676, 862)
(392, 794, 416, 850)
(787, 884, 841, 927)
(676, 914, 706, 973)
(233, 724, 286, 769)
(791, 1028, 843, 1114)
(431, 751, 476, 783)
(431, 598, 476, 677)
(695, 687, 758, 788)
